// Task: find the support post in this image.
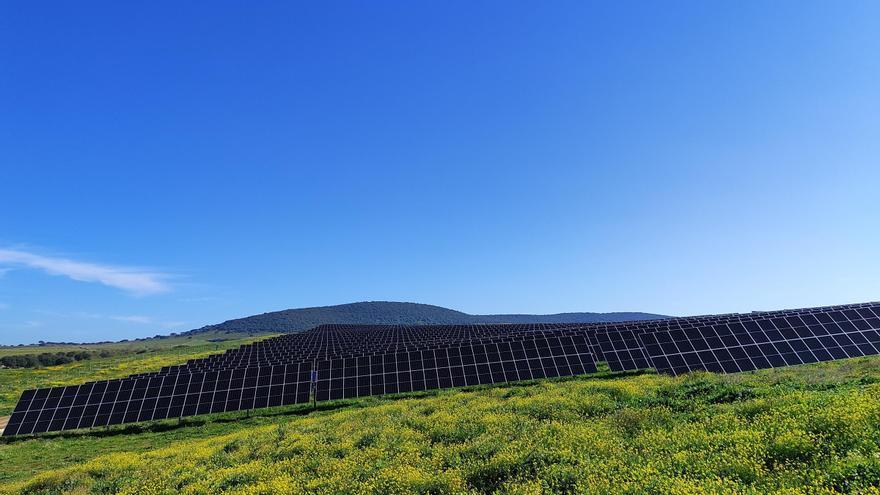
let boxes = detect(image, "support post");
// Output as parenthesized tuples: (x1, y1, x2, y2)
(311, 363, 318, 410)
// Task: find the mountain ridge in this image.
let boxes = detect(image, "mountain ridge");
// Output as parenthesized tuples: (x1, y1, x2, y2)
(186, 301, 669, 335)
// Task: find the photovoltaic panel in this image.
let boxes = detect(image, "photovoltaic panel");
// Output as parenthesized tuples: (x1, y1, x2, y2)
(588, 329, 651, 371)
(3, 363, 313, 437)
(313, 334, 597, 401)
(5, 301, 880, 437)
(640, 304, 880, 375)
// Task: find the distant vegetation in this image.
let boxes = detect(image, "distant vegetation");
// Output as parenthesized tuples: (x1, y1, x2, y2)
(188, 301, 668, 336)
(0, 351, 114, 369)
(3, 356, 880, 493)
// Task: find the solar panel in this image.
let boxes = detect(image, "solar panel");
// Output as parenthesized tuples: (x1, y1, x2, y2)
(641, 304, 880, 375)
(588, 329, 651, 371)
(3, 362, 312, 437)
(313, 334, 597, 401)
(5, 301, 880, 437)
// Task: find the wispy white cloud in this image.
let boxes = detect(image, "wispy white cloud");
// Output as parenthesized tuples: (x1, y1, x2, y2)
(178, 296, 219, 303)
(53, 311, 155, 325)
(109, 315, 154, 324)
(108, 315, 187, 329)
(0, 248, 171, 296)
(35, 310, 186, 329)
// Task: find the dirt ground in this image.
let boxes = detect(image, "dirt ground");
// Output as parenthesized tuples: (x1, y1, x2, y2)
(0, 416, 8, 434)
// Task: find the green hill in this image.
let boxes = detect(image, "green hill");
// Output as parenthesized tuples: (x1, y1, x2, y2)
(188, 301, 667, 335)
(2, 356, 880, 494)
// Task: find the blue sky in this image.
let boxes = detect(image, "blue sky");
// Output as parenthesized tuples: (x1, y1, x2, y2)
(1, 1, 878, 345)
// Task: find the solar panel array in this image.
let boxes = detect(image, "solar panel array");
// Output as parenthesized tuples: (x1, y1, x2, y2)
(640, 303, 880, 375)
(5, 301, 880, 437)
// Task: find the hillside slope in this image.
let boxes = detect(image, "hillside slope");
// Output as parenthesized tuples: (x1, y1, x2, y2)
(2, 357, 880, 493)
(189, 301, 667, 335)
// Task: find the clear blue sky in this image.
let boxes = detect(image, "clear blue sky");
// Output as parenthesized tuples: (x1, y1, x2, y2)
(1, 1, 878, 344)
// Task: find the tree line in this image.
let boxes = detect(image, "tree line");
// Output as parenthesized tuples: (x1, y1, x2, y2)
(0, 350, 114, 368)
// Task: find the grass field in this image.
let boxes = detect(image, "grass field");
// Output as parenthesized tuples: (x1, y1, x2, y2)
(0, 333, 271, 417)
(2, 354, 880, 494)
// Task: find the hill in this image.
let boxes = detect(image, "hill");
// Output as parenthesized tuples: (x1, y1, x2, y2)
(2, 356, 880, 493)
(187, 301, 667, 335)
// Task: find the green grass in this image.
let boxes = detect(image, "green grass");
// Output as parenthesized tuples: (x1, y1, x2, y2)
(2, 356, 880, 494)
(0, 333, 271, 416)
(0, 331, 251, 357)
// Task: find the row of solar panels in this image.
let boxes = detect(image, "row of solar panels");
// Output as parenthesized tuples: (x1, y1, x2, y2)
(169, 323, 583, 368)
(4, 336, 595, 436)
(161, 326, 600, 374)
(4, 301, 880, 437)
(164, 302, 880, 373)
